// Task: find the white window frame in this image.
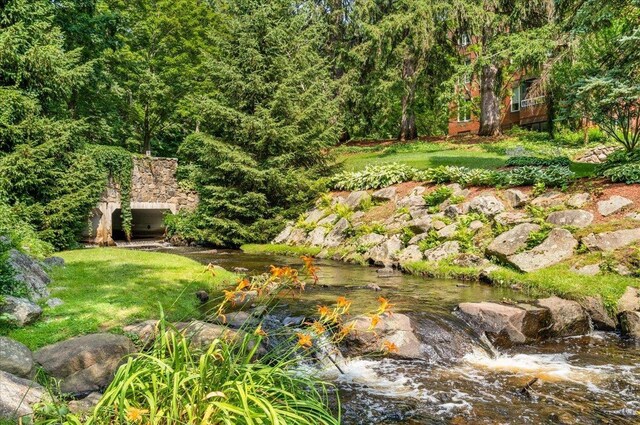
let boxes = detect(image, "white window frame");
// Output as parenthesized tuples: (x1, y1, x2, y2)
(511, 85, 521, 112)
(457, 101, 471, 122)
(459, 33, 470, 47)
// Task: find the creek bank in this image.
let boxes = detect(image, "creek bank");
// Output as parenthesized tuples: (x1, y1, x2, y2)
(260, 180, 640, 339)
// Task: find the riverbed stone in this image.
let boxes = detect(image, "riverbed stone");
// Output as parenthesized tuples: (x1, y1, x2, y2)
(424, 241, 460, 263)
(546, 210, 594, 228)
(342, 313, 422, 359)
(536, 297, 590, 337)
(323, 218, 350, 248)
(455, 302, 551, 347)
(494, 212, 533, 226)
(580, 296, 616, 331)
(366, 236, 402, 267)
(344, 191, 371, 210)
(306, 226, 328, 246)
(0, 337, 33, 378)
(507, 229, 577, 272)
(597, 195, 633, 216)
(437, 223, 457, 239)
(531, 192, 566, 208)
(0, 371, 47, 420)
(358, 233, 386, 247)
(486, 223, 540, 260)
(0, 296, 42, 327)
(397, 245, 423, 265)
(567, 193, 590, 208)
(469, 195, 505, 217)
(273, 225, 293, 244)
(175, 321, 241, 349)
(619, 311, 640, 339)
(617, 287, 640, 313)
(8, 249, 50, 300)
(505, 189, 529, 208)
(372, 187, 397, 201)
(35, 333, 136, 394)
(582, 228, 640, 252)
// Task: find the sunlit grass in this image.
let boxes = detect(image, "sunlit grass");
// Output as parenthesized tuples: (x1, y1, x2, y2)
(3, 248, 237, 350)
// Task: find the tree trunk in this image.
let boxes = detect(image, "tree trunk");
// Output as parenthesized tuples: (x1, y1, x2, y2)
(399, 57, 418, 141)
(478, 64, 502, 137)
(143, 104, 151, 155)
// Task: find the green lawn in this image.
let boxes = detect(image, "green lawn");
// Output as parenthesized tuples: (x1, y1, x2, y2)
(3, 248, 237, 350)
(334, 137, 599, 177)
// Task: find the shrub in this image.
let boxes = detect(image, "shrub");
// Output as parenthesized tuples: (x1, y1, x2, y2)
(0, 238, 19, 297)
(602, 163, 640, 184)
(505, 156, 571, 167)
(331, 163, 415, 190)
(423, 187, 453, 207)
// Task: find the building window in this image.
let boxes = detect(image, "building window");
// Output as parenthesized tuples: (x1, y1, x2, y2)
(459, 33, 470, 47)
(511, 85, 521, 112)
(457, 100, 471, 122)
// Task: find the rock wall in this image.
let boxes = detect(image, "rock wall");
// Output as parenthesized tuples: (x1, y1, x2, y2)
(90, 157, 198, 244)
(574, 145, 618, 164)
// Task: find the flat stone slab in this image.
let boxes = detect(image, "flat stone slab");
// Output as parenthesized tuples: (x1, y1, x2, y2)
(486, 223, 540, 260)
(582, 228, 640, 252)
(507, 229, 578, 272)
(597, 195, 633, 216)
(546, 210, 593, 228)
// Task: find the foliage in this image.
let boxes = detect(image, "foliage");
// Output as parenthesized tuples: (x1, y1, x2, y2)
(0, 238, 19, 298)
(423, 187, 453, 207)
(505, 156, 571, 167)
(602, 163, 640, 184)
(331, 163, 416, 191)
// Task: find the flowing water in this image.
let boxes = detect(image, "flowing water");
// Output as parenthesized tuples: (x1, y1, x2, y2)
(139, 246, 640, 424)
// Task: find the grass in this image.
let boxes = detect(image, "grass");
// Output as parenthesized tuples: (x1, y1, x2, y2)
(241, 243, 324, 257)
(333, 135, 600, 178)
(2, 248, 237, 350)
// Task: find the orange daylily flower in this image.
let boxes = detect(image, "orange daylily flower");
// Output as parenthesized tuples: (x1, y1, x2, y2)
(336, 296, 352, 310)
(317, 305, 331, 317)
(125, 406, 149, 422)
(382, 341, 399, 353)
(369, 314, 380, 330)
(309, 321, 326, 335)
(337, 323, 355, 339)
(235, 278, 250, 291)
(296, 332, 313, 349)
(377, 296, 394, 314)
(254, 324, 267, 337)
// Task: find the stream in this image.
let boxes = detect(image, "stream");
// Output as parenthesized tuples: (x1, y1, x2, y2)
(138, 246, 640, 424)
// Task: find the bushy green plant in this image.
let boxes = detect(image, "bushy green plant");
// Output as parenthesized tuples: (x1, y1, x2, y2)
(331, 163, 415, 190)
(506, 156, 571, 167)
(417, 230, 441, 251)
(423, 187, 453, 207)
(0, 238, 20, 297)
(525, 225, 552, 250)
(602, 163, 640, 184)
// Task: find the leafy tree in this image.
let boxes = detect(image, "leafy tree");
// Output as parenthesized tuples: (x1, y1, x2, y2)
(344, 0, 454, 140)
(105, 0, 215, 155)
(173, 0, 340, 247)
(454, 0, 556, 136)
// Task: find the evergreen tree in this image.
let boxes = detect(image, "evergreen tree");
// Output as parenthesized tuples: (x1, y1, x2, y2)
(173, 0, 340, 246)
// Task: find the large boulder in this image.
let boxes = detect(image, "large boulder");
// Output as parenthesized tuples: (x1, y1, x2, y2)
(536, 297, 590, 337)
(273, 225, 293, 244)
(303, 208, 326, 224)
(372, 187, 397, 201)
(286, 228, 307, 245)
(366, 236, 402, 267)
(469, 195, 505, 217)
(122, 320, 159, 346)
(342, 313, 422, 359)
(358, 233, 386, 247)
(486, 223, 540, 260)
(619, 311, 640, 339)
(507, 229, 577, 272)
(0, 337, 34, 378)
(546, 210, 593, 228)
(597, 195, 633, 217)
(0, 371, 47, 420)
(35, 333, 136, 394)
(582, 228, 640, 252)
(0, 296, 42, 327)
(406, 216, 432, 233)
(424, 241, 460, 263)
(580, 296, 616, 331)
(504, 189, 529, 208)
(306, 226, 328, 246)
(397, 245, 423, 265)
(323, 218, 350, 248)
(617, 286, 640, 313)
(175, 321, 241, 349)
(344, 191, 371, 210)
(455, 302, 551, 347)
(397, 195, 426, 209)
(7, 249, 50, 300)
